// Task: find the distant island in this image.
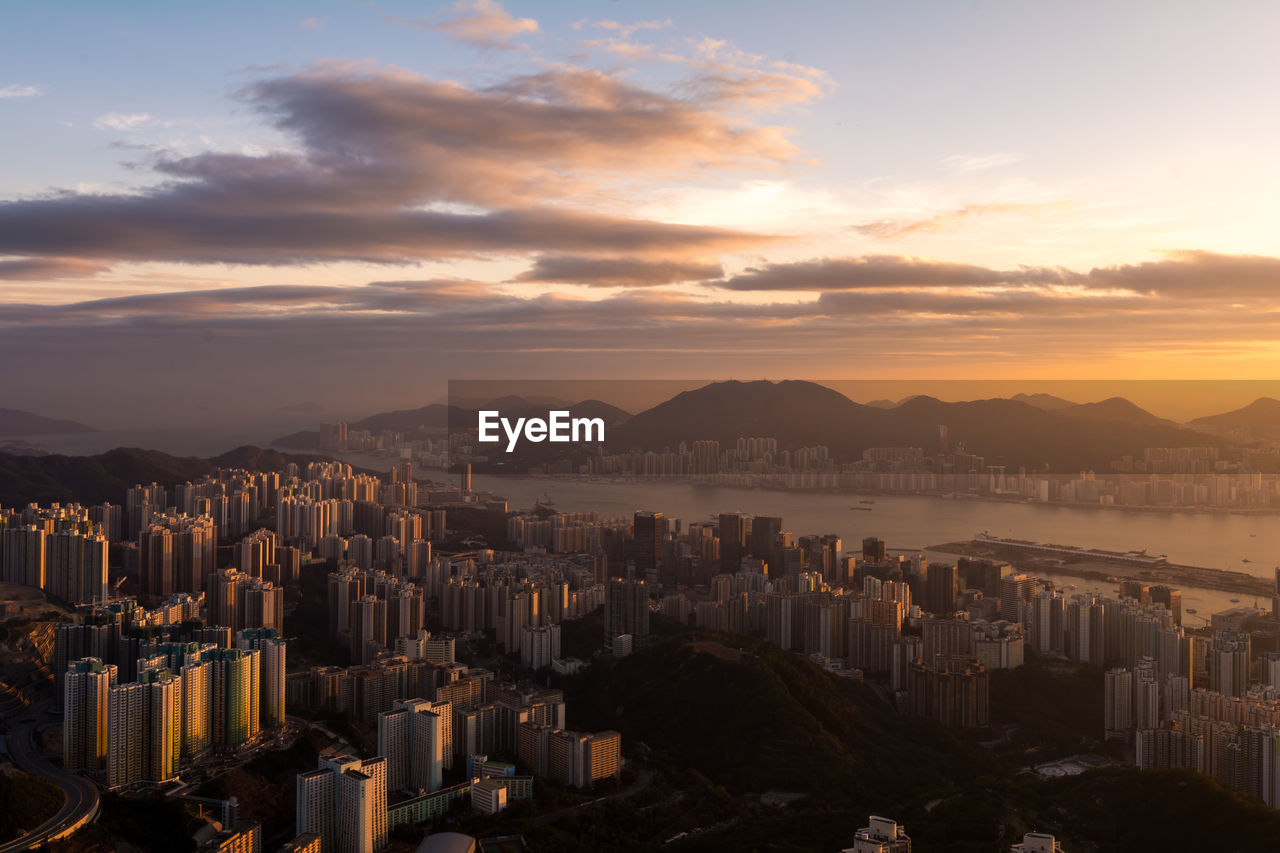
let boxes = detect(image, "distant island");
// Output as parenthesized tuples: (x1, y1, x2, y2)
(0, 408, 96, 436)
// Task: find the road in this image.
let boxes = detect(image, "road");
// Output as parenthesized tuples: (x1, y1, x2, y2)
(527, 768, 654, 828)
(0, 710, 100, 852)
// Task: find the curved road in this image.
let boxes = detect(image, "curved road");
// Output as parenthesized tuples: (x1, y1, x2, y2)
(0, 713, 99, 852)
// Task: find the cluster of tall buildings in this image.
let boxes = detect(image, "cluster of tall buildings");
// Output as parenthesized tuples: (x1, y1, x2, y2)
(290, 666, 615, 852)
(1104, 572, 1280, 810)
(63, 626, 284, 787)
(0, 503, 109, 604)
(602, 516, 1036, 727)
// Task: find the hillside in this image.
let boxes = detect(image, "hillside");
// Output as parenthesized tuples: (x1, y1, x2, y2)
(353, 403, 465, 432)
(0, 446, 332, 506)
(0, 771, 63, 844)
(540, 633, 1280, 852)
(561, 633, 986, 800)
(0, 408, 96, 436)
(270, 429, 321, 450)
(1190, 397, 1280, 441)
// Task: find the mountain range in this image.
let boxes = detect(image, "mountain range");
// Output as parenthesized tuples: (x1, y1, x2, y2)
(266, 382, 1280, 472)
(605, 380, 1230, 472)
(0, 408, 96, 436)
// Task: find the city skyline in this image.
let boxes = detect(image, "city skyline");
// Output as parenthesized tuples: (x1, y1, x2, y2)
(3, 1, 1280, 427)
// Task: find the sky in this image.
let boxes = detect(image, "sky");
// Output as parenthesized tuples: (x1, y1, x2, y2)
(2, 0, 1280, 429)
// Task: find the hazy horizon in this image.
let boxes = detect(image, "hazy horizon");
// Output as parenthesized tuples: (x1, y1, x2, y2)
(9, 378, 1280, 443)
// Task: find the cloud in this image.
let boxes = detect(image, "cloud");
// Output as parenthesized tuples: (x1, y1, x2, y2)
(942, 152, 1021, 173)
(1084, 250, 1280, 296)
(390, 0, 537, 50)
(592, 18, 673, 39)
(712, 256, 1076, 291)
(0, 273, 1264, 359)
(0, 201, 771, 266)
(300, 16, 328, 30)
(711, 251, 1280, 301)
(0, 257, 111, 280)
(514, 256, 724, 287)
(853, 203, 1067, 239)
(5, 268, 1280, 427)
(579, 28, 830, 113)
(0, 84, 42, 99)
(0, 63, 795, 269)
(92, 112, 151, 131)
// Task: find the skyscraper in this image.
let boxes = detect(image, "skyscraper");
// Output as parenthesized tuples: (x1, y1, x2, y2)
(377, 698, 446, 795)
(718, 513, 745, 574)
(296, 754, 388, 853)
(751, 516, 784, 573)
(633, 511, 664, 587)
(63, 657, 115, 771)
(105, 669, 181, 787)
(925, 563, 958, 614)
(604, 578, 648, 641)
(209, 648, 260, 747)
(238, 628, 286, 729)
(1000, 573, 1037, 624)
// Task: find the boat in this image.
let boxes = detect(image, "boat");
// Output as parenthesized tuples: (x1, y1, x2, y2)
(1230, 598, 1241, 603)
(859, 499, 876, 504)
(851, 506, 873, 512)
(1243, 558, 1252, 563)
(1250, 533, 1257, 538)
(1186, 608, 1198, 615)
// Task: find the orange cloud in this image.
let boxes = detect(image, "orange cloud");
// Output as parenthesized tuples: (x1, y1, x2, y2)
(389, 0, 537, 50)
(853, 203, 1068, 239)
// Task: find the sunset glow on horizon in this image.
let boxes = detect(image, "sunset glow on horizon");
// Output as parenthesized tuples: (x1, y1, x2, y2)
(3, 0, 1280, 425)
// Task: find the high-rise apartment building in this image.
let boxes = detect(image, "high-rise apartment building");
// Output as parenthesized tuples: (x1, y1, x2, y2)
(63, 657, 116, 771)
(296, 754, 388, 853)
(209, 648, 260, 748)
(238, 627, 286, 728)
(377, 698, 447, 795)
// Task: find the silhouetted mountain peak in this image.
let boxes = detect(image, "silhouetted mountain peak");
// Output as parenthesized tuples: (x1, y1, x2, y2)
(1010, 392, 1078, 411)
(1060, 397, 1171, 426)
